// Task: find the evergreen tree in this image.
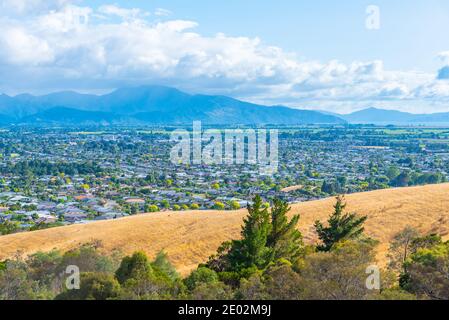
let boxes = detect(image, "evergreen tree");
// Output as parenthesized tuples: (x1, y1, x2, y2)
(267, 199, 303, 260)
(314, 196, 368, 252)
(151, 251, 180, 281)
(228, 195, 272, 270)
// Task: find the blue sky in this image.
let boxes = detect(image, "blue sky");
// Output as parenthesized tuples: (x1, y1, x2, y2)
(0, 0, 449, 113)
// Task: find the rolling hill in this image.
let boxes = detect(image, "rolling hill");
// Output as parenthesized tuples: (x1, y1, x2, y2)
(1, 184, 449, 275)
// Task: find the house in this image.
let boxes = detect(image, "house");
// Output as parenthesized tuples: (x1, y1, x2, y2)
(94, 212, 126, 221)
(64, 212, 88, 223)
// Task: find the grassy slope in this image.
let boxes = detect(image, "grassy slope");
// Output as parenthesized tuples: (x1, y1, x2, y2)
(1, 183, 449, 275)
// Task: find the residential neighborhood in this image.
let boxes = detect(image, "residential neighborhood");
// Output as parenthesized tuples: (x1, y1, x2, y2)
(1, 126, 448, 233)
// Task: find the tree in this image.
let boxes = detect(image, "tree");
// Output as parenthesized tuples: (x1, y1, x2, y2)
(321, 180, 335, 194)
(161, 200, 170, 209)
(0, 220, 20, 235)
(267, 199, 303, 261)
(227, 196, 272, 271)
(151, 251, 179, 282)
(190, 203, 200, 210)
(238, 273, 269, 300)
(386, 166, 400, 180)
(213, 202, 226, 210)
(115, 252, 153, 285)
(400, 238, 449, 300)
(0, 260, 37, 300)
(145, 205, 159, 213)
(391, 172, 410, 187)
(297, 241, 378, 300)
(190, 281, 233, 300)
(59, 243, 115, 275)
(56, 273, 121, 300)
(264, 265, 302, 300)
(229, 201, 241, 210)
(184, 267, 219, 291)
(208, 196, 304, 283)
(115, 251, 182, 300)
(388, 227, 420, 273)
(314, 196, 368, 252)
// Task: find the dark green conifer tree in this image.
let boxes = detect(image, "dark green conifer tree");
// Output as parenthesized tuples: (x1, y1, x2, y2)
(315, 196, 367, 252)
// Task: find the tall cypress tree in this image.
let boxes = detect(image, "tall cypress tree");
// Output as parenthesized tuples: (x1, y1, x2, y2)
(315, 196, 367, 252)
(229, 195, 272, 270)
(268, 199, 303, 260)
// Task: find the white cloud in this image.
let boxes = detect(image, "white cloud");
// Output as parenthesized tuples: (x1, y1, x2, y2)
(0, 0, 78, 16)
(0, 27, 54, 65)
(0, 2, 447, 113)
(155, 8, 172, 17)
(98, 4, 149, 22)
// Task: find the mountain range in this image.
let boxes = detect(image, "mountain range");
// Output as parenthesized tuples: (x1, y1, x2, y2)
(0, 86, 449, 126)
(339, 107, 449, 125)
(0, 86, 344, 126)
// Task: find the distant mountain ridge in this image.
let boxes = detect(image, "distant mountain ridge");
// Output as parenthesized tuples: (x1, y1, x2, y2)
(0, 86, 344, 125)
(340, 107, 449, 125)
(2, 87, 449, 125)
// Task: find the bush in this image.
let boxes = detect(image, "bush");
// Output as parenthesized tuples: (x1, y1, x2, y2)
(115, 252, 153, 285)
(184, 267, 219, 291)
(56, 273, 121, 300)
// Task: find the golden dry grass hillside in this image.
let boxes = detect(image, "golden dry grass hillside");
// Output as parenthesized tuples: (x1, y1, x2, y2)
(1, 183, 449, 275)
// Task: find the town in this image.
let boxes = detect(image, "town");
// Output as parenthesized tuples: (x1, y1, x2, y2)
(1, 125, 448, 235)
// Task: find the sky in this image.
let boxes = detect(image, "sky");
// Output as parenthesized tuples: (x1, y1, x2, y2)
(0, 0, 449, 114)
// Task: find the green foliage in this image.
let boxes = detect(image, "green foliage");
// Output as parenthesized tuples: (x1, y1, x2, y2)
(213, 202, 226, 210)
(229, 201, 241, 210)
(146, 205, 160, 213)
(263, 265, 302, 300)
(267, 199, 303, 261)
(238, 273, 270, 300)
(207, 196, 304, 286)
(387, 227, 419, 273)
(0, 220, 20, 235)
(400, 236, 449, 300)
(151, 251, 180, 282)
(190, 203, 200, 210)
(375, 288, 417, 300)
(315, 196, 368, 252)
(227, 195, 272, 271)
(60, 243, 116, 274)
(115, 251, 184, 300)
(297, 240, 377, 300)
(184, 267, 219, 291)
(0, 260, 38, 300)
(190, 281, 233, 300)
(29, 222, 64, 231)
(56, 273, 121, 300)
(0, 244, 117, 300)
(115, 251, 153, 285)
(26, 250, 63, 287)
